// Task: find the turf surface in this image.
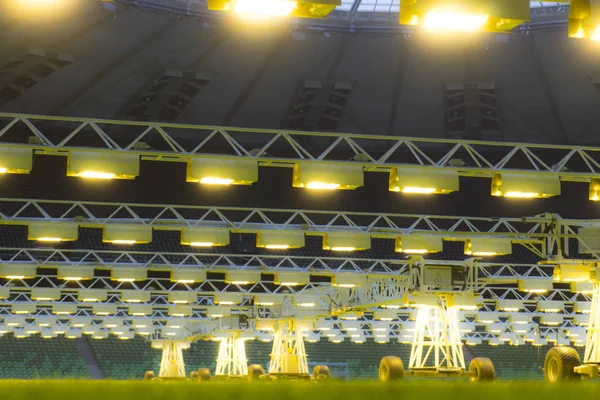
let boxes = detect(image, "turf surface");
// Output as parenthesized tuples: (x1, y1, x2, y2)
(0, 380, 595, 400)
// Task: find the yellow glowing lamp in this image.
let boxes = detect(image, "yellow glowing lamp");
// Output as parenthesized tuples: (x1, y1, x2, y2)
(77, 289, 108, 303)
(553, 263, 593, 282)
(213, 292, 244, 305)
(254, 294, 283, 306)
(170, 269, 207, 283)
(400, 0, 529, 32)
(495, 299, 523, 312)
(274, 271, 310, 286)
(169, 305, 193, 317)
(168, 291, 197, 304)
(103, 225, 152, 244)
(181, 227, 230, 247)
(257, 230, 305, 249)
(491, 173, 561, 198)
(31, 288, 61, 301)
(517, 279, 553, 293)
(537, 300, 564, 313)
(52, 304, 77, 315)
(67, 151, 139, 180)
(12, 303, 36, 315)
(0, 264, 37, 279)
(591, 178, 600, 200)
(128, 305, 153, 316)
(571, 281, 594, 294)
(405, 292, 440, 308)
(447, 294, 483, 310)
(464, 237, 512, 256)
(207, 0, 339, 18)
(395, 235, 443, 254)
(57, 266, 94, 281)
(293, 163, 363, 190)
(225, 270, 262, 285)
(569, 0, 600, 41)
(322, 232, 370, 251)
(332, 273, 367, 288)
(574, 301, 592, 314)
(27, 222, 78, 242)
(389, 167, 458, 194)
(111, 267, 147, 282)
(186, 157, 257, 185)
(121, 290, 151, 303)
(0, 147, 33, 174)
(294, 294, 321, 308)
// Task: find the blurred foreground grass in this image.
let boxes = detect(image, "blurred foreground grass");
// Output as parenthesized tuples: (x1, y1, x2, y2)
(0, 380, 595, 400)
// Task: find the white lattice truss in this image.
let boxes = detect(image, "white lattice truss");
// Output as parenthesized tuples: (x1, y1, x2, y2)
(158, 340, 188, 378)
(584, 283, 600, 364)
(268, 320, 309, 375)
(409, 297, 465, 371)
(215, 332, 249, 376)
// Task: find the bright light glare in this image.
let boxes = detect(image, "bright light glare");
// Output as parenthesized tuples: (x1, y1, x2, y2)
(279, 282, 300, 286)
(111, 240, 137, 245)
(217, 301, 235, 305)
(336, 283, 356, 288)
(524, 289, 548, 293)
(403, 249, 429, 254)
(176, 279, 195, 284)
(200, 177, 234, 185)
(230, 281, 251, 285)
(331, 247, 356, 251)
(173, 300, 188, 304)
(37, 237, 62, 242)
(62, 277, 82, 281)
(256, 302, 274, 306)
(82, 298, 98, 302)
(591, 25, 600, 42)
(265, 244, 290, 249)
(422, 11, 488, 32)
(0, 168, 7, 174)
(502, 307, 520, 312)
(189, 242, 214, 247)
(6, 275, 25, 280)
(401, 187, 436, 194)
(117, 278, 136, 282)
(80, 171, 115, 180)
(228, 0, 297, 16)
(504, 192, 540, 198)
(298, 302, 315, 307)
(472, 251, 497, 256)
(305, 182, 340, 190)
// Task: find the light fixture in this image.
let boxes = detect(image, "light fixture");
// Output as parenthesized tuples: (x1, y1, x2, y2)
(213, 292, 244, 305)
(569, 0, 600, 41)
(256, 230, 305, 249)
(254, 294, 284, 306)
(111, 267, 147, 282)
(475, 312, 499, 323)
(274, 271, 310, 286)
(28, 222, 78, 242)
(52, 304, 77, 315)
(67, 150, 139, 180)
(322, 232, 370, 251)
(93, 304, 117, 316)
(389, 167, 458, 194)
(294, 294, 321, 308)
(574, 301, 591, 314)
(103, 225, 152, 244)
(495, 299, 524, 312)
(180, 227, 230, 247)
(207, 0, 340, 18)
(0, 264, 37, 279)
(292, 163, 363, 190)
(169, 305, 193, 317)
(0, 147, 33, 174)
(339, 311, 362, 320)
(12, 303, 36, 315)
(168, 291, 197, 304)
(540, 314, 563, 326)
(399, 0, 529, 32)
(509, 314, 533, 324)
(78, 289, 108, 303)
(128, 305, 153, 316)
(553, 263, 594, 282)
(464, 238, 512, 256)
(537, 300, 564, 313)
(404, 292, 440, 308)
(373, 310, 396, 321)
(395, 235, 443, 254)
(58, 266, 94, 281)
(170, 269, 207, 284)
(518, 279, 553, 293)
(491, 173, 560, 199)
(31, 288, 61, 301)
(225, 270, 262, 285)
(447, 294, 483, 311)
(332, 273, 367, 288)
(186, 157, 258, 185)
(121, 290, 151, 303)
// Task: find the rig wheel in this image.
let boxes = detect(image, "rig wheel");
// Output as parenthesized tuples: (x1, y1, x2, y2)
(143, 370, 155, 380)
(313, 365, 331, 380)
(189, 371, 198, 381)
(469, 357, 495, 382)
(248, 364, 265, 381)
(544, 347, 581, 383)
(379, 356, 404, 382)
(198, 368, 211, 382)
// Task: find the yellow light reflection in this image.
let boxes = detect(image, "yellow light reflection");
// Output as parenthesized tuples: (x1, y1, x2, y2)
(403, 249, 429, 254)
(0, 168, 7, 174)
(189, 242, 214, 247)
(331, 247, 356, 251)
(230, 281, 251, 285)
(472, 251, 497, 257)
(177, 280, 196, 284)
(422, 11, 488, 32)
(111, 240, 137, 245)
(37, 237, 62, 242)
(503, 192, 540, 198)
(80, 171, 115, 180)
(6, 275, 25, 280)
(199, 177, 234, 185)
(305, 182, 341, 190)
(265, 244, 290, 249)
(62, 277, 83, 281)
(227, 0, 297, 16)
(401, 187, 436, 194)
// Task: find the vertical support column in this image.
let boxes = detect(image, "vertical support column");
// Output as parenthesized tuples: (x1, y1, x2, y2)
(158, 340, 188, 378)
(584, 283, 600, 364)
(268, 319, 308, 375)
(215, 331, 249, 377)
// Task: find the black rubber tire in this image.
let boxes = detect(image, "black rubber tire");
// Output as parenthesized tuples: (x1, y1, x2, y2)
(313, 364, 331, 380)
(143, 370, 155, 380)
(544, 347, 581, 383)
(379, 356, 404, 382)
(198, 368, 211, 382)
(248, 364, 265, 381)
(469, 357, 495, 382)
(189, 371, 198, 381)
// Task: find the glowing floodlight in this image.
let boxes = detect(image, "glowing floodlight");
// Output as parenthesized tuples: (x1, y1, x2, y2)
(52, 304, 77, 315)
(491, 173, 560, 199)
(568, 0, 600, 41)
(509, 314, 533, 324)
(293, 163, 363, 190)
(475, 312, 499, 323)
(339, 311, 362, 320)
(400, 0, 529, 32)
(332, 273, 367, 288)
(495, 299, 523, 312)
(464, 237, 512, 256)
(121, 290, 151, 303)
(207, 0, 339, 18)
(170, 269, 206, 284)
(181, 227, 230, 247)
(0, 264, 37, 279)
(213, 292, 243, 305)
(553, 263, 593, 282)
(78, 289, 108, 303)
(294, 294, 321, 308)
(27, 222, 78, 242)
(571, 281, 594, 294)
(447, 294, 483, 311)
(168, 292, 197, 304)
(186, 157, 257, 185)
(225, 270, 262, 285)
(537, 300, 564, 313)
(257, 230, 305, 249)
(67, 151, 139, 180)
(323, 232, 370, 252)
(111, 267, 147, 282)
(518, 279, 553, 293)
(93, 304, 117, 316)
(395, 235, 443, 254)
(591, 178, 600, 200)
(103, 225, 152, 244)
(0, 147, 32, 174)
(373, 310, 397, 321)
(274, 271, 310, 286)
(169, 305, 193, 317)
(389, 167, 458, 194)
(254, 294, 283, 306)
(128, 305, 153, 316)
(31, 288, 61, 301)
(57, 266, 94, 281)
(404, 292, 440, 308)
(12, 303, 36, 315)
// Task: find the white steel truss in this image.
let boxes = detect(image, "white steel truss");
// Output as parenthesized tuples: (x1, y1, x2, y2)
(268, 319, 309, 375)
(215, 331, 249, 376)
(409, 296, 465, 371)
(157, 340, 188, 378)
(584, 283, 600, 364)
(2, 113, 600, 179)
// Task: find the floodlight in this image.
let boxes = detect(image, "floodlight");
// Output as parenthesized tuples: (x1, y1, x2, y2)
(213, 292, 243, 305)
(31, 288, 61, 301)
(509, 314, 533, 324)
(256, 320, 276, 331)
(553, 264, 593, 282)
(405, 293, 440, 308)
(537, 300, 564, 313)
(389, 167, 458, 194)
(206, 306, 230, 318)
(93, 304, 117, 316)
(332, 273, 367, 288)
(169, 305, 193, 317)
(103, 225, 152, 244)
(58, 266, 94, 281)
(518, 279, 553, 293)
(293, 163, 363, 190)
(0, 264, 37, 279)
(569, 0, 600, 41)
(464, 237, 512, 256)
(208, 0, 339, 18)
(128, 305, 153, 316)
(52, 304, 77, 315)
(322, 232, 370, 251)
(70, 317, 91, 328)
(274, 271, 310, 286)
(168, 291, 197, 304)
(186, 157, 257, 185)
(170, 269, 206, 284)
(225, 270, 262, 285)
(4, 316, 25, 327)
(121, 290, 151, 303)
(540, 314, 563, 326)
(495, 299, 523, 312)
(395, 235, 443, 254)
(254, 294, 284, 306)
(399, 0, 529, 32)
(447, 294, 483, 311)
(486, 322, 507, 333)
(491, 173, 560, 198)
(12, 303, 36, 315)
(315, 320, 334, 331)
(111, 267, 147, 282)
(78, 289, 108, 303)
(373, 310, 397, 321)
(0, 147, 32, 174)
(573, 314, 590, 326)
(294, 294, 321, 308)
(28, 222, 78, 242)
(574, 301, 592, 313)
(181, 227, 230, 247)
(67, 150, 139, 180)
(36, 317, 55, 328)
(257, 230, 305, 249)
(339, 311, 362, 320)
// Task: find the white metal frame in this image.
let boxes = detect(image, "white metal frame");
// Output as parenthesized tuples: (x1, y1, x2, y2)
(215, 331, 249, 376)
(158, 340, 188, 378)
(268, 319, 309, 375)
